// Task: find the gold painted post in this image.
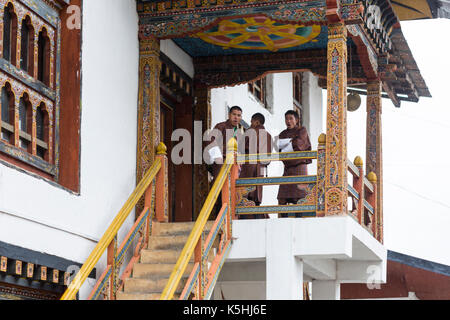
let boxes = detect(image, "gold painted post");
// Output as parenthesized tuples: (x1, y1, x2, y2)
(354, 156, 364, 225)
(316, 133, 326, 217)
(137, 34, 161, 194)
(366, 80, 383, 243)
(325, 22, 349, 216)
(367, 172, 378, 239)
(155, 142, 168, 222)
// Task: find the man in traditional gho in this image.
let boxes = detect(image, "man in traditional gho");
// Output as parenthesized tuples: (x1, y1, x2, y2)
(239, 113, 273, 219)
(277, 110, 312, 218)
(207, 106, 245, 183)
(205, 106, 244, 219)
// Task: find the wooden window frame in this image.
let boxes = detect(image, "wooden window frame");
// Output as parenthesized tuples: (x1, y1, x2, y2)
(248, 77, 267, 106)
(293, 72, 303, 109)
(2, 3, 18, 65)
(20, 15, 34, 74)
(0, 0, 82, 193)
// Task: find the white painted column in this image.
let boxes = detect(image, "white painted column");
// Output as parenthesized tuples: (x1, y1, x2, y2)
(312, 280, 341, 300)
(266, 219, 304, 300)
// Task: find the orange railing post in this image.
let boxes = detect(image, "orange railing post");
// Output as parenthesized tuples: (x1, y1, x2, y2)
(194, 239, 203, 300)
(107, 236, 117, 300)
(228, 138, 238, 221)
(367, 172, 378, 239)
(354, 156, 364, 225)
(155, 143, 168, 223)
(144, 180, 153, 244)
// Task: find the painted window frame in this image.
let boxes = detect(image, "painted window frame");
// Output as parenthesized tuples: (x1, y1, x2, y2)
(0, 0, 62, 179)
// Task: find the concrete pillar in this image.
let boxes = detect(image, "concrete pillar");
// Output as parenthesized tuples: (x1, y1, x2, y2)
(266, 219, 304, 300)
(312, 280, 341, 300)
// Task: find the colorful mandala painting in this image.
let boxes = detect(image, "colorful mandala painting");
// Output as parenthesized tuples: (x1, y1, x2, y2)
(195, 16, 322, 52)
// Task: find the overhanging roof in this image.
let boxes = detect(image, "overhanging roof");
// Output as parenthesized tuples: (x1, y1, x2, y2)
(392, 0, 450, 20)
(137, 0, 434, 106)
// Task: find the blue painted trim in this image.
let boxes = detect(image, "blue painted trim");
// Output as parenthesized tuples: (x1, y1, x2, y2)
(236, 175, 317, 186)
(90, 267, 112, 300)
(116, 209, 150, 264)
(236, 205, 316, 215)
(237, 151, 317, 163)
(181, 263, 200, 300)
(0, 60, 56, 101)
(363, 200, 374, 214)
(388, 250, 450, 277)
(20, 0, 61, 27)
(202, 207, 227, 261)
(0, 140, 56, 175)
(347, 185, 360, 200)
(204, 241, 232, 300)
(364, 178, 374, 193)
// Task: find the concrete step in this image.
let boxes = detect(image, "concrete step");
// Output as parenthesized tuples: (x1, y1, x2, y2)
(123, 276, 188, 294)
(147, 235, 190, 250)
(116, 292, 180, 300)
(133, 262, 194, 279)
(152, 221, 216, 237)
(140, 248, 195, 264)
(116, 292, 160, 300)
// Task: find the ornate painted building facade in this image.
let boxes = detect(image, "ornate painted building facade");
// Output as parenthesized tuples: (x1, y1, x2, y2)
(0, 0, 447, 300)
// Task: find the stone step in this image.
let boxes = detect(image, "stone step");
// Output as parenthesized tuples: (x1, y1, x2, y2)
(133, 262, 194, 279)
(123, 276, 188, 294)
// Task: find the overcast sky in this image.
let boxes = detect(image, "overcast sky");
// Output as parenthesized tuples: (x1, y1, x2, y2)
(345, 19, 450, 266)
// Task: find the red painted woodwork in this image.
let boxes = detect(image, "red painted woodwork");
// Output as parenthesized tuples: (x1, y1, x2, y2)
(341, 260, 450, 300)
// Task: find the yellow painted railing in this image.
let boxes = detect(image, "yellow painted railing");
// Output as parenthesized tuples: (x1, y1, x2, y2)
(160, 138, 238, 300)
(61, 143, 169, 300)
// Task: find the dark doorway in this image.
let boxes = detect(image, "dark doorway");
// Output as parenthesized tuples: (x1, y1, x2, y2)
(160, 95, 194, 222)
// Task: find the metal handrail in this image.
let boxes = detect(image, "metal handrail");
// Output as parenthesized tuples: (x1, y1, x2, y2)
(160, 149, 235, 300)
(60, 158, 162, 300)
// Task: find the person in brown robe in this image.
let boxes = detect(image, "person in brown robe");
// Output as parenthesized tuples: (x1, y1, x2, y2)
(277, 110, 312, 218)
(207, 106, 244, 181)
(239, 113, 273, 219)
(205, 106, 244, 219)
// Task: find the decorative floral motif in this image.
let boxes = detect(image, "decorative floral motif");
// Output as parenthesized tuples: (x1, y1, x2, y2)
(195, 16, 321, 52)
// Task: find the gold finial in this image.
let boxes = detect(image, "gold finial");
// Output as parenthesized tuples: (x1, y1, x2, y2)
(367, 172, 377, 183)
(156, 142, 167, 155)
(227, 138, 238, 152)
(318, 133, 326, 144)
(354, 156, 363, 167)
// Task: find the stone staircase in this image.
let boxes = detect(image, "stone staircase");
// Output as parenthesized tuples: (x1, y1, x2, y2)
(116, 221, 214, 300)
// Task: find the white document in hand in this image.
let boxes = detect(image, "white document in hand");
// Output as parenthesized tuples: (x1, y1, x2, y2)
(277, 138, 291, 151)
(281, 142, 294, 153)
(208, 146, 223, 162)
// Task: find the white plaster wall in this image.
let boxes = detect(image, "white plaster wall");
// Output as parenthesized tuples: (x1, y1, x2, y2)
(0, 0, 139, 298)
(210, 72, 324, 206)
